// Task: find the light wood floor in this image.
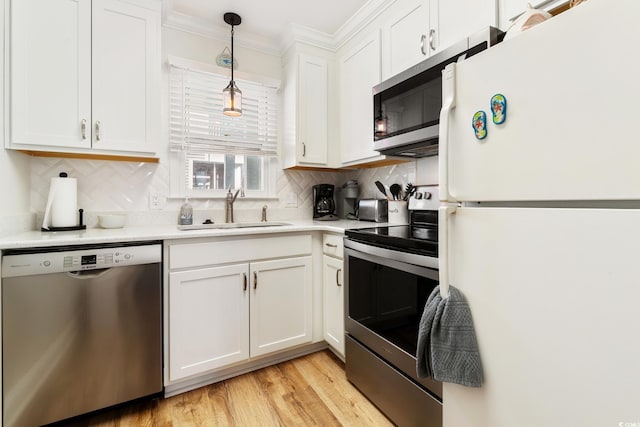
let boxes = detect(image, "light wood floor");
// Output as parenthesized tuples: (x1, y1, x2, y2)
(61, 350, 393, 426)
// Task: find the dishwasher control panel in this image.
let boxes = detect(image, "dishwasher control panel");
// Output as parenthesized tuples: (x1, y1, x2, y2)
(1, 244, 161, 278)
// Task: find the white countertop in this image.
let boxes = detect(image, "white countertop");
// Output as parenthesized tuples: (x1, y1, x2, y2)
(0, 219, 387, 250)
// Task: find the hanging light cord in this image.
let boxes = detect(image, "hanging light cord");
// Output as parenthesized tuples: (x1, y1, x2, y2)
(230, 25, 235, 85)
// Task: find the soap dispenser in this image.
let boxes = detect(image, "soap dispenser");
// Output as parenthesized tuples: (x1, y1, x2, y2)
(178, 197, 193, 225)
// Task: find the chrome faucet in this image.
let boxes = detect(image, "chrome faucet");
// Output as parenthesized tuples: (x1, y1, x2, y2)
(261, 205, 268, 222)
(225, 187, 240, 223)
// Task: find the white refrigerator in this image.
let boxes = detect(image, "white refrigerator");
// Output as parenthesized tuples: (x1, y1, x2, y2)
(438, 0, 640, 426)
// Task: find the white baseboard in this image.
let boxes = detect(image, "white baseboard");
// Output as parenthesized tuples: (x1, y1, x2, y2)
(163, 341, 328, 397)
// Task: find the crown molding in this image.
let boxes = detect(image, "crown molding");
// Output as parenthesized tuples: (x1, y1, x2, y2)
(163, 0, 396, 57)
(333, 0, 396, 50)
(279, 23, 336, 54)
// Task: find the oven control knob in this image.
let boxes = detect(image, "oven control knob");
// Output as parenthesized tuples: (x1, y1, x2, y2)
(423, 192, 432, 200)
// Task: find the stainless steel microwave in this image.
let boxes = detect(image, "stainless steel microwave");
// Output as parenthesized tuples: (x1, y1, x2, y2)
(373, 27, 503, 158)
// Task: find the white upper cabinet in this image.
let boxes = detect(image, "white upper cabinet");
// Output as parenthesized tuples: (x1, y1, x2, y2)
(339, 30, 384, 166)
(381, 0, 497, 80)
(431, 0, 497, 53)
(297, 55, 328, 165)
(282, 51, 329, 168)
(382, 0, 432, 80)
(7, 0, 160, 157)
(91, 0, 160, 154)
(9, 0, 91, 150)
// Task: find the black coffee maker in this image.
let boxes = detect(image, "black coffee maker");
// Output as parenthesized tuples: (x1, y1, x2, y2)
(313, 184, 339, 221)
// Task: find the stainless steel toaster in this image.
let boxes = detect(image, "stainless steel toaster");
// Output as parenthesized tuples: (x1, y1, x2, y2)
(358, 199, 388, 222)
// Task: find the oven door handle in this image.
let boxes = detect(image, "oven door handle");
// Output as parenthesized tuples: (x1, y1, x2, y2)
(438, 205, 457, 298)
(344, 241, 439, 280)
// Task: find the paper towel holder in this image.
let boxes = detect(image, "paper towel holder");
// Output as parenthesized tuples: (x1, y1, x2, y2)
(41, 171, 87, 232)
(41, 209, 86, 232)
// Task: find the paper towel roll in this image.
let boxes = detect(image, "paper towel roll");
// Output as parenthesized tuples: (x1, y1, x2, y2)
(42, 176, 78, 228)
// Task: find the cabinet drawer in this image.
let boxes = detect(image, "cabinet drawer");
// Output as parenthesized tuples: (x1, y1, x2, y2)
(170, 234, 312, 270)
(323, 233, 343, 258)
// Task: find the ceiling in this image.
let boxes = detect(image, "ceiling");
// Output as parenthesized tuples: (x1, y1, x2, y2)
(163, 0, 371, 53)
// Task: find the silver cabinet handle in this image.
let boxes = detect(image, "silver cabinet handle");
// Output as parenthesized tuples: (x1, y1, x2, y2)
(336, 268, 342, 287)
(429, 29, 436, 51)
(253, 271, 257, 290)
(81, 119, 87, 140)
(325, 243, 338, 248)
(95, 121, 101, 141)
(420, 34, 427, 55)
(243, 273, 247, 291)
(302, 142, 306, 157)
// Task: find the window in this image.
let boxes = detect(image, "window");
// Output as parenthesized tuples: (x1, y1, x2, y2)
(169, 60, 279, 198)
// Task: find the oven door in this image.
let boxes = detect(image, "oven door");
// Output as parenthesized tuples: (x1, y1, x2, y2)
(344, 240, 442, 398)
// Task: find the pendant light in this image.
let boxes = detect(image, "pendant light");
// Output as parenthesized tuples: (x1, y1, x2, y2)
(223, 12, 242, 117)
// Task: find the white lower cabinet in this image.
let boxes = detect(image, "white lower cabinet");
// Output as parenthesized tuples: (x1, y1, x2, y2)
(166, 235, 313, 382)
(250, 257, 313, 357)
(322, 233, 345, 357)
(323, 255, 344, 357)
(169, 264, 250, 380)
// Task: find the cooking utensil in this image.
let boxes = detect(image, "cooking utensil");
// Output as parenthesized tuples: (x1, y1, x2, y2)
(374, 181, 390, 200)
(389, 183, 402, 200)
(403, 183, 416, 201)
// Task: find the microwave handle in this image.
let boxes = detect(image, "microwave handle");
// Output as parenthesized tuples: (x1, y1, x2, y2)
(439, 62, 456, 203)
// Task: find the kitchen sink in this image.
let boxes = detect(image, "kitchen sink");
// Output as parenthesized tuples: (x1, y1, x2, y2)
(177, 222, 291, 231)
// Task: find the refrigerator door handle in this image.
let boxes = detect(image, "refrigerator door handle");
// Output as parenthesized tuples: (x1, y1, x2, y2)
(439, 62, 457, 203)
(438, 204, 457, 298)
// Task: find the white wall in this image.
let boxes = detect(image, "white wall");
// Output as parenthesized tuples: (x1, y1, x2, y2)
(0, 0, 33, 236)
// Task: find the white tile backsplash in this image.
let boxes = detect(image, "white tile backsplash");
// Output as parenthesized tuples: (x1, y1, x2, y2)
(26, 156, 419, 230)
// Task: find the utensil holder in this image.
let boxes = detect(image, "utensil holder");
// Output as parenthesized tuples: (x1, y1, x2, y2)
(388, 201, 409, 224)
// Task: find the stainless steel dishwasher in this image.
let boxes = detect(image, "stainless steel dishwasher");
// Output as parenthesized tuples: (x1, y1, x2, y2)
(1, 241, 163, 427)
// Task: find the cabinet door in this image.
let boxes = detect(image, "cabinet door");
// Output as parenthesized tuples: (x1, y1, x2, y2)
(298, 54, 328, 165)
(169, 264, 249, 381)
(383, 0, 430, 80)
(323, 255, 344, 357)
(10, 0, 91, 149)
(431, 0, 497, 54)
(339, 31, 382, 165)
(92, 0, 160, 154)
(249, 256, 313, 357)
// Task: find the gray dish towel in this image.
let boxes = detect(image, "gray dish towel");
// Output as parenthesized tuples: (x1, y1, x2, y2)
(416, 285, 483, 387)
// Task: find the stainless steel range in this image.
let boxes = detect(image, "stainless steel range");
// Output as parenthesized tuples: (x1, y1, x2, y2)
(344, 185, 441, 427)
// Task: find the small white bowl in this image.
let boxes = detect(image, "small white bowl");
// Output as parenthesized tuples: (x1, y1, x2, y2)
(98, 214, 127, 229)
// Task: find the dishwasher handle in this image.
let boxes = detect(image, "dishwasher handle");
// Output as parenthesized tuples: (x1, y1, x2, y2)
(66, 268, 113, 280)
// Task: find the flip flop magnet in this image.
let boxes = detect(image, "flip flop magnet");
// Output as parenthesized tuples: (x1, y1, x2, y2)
(491, 94, 507, 125)
(472, 111, 487, 140)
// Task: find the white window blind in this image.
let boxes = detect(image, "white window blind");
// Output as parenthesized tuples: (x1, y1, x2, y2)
(169, 65, 279, 156)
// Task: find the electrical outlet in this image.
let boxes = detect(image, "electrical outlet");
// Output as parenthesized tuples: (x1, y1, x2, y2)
(149, 192, 166, 210)
(285, 192, 298, 208)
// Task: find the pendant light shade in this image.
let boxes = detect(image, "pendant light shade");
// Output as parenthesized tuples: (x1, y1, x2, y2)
(223, 12, 242, 117)
(223, 81, 242, 117)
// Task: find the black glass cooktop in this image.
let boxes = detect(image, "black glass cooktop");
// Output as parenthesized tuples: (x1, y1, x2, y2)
(345, 225, 438, 257)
